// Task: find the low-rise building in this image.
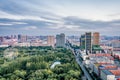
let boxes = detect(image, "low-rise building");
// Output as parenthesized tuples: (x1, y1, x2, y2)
(101, 70, 115, 80)
(100, 69, 120, 80)
(13, 42, 30, 47)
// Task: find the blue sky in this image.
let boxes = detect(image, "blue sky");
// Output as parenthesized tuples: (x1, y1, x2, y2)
(0, 0, 120, 36)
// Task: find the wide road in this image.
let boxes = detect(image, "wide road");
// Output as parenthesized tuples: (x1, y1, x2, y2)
(66, 42, 93, 80)
(72, 49, 93, 80)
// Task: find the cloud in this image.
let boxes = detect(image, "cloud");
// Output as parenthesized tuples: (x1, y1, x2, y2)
(0, 14, 120, 36)
(0, 10, 43, 20)
(0, 23, 13, 26)
(111, 23, 120, 26)
(0, 0, 120, 36)
(0, 10, 62, 24)
(49, 23, 80, 30)
(22, 26, 38, 30)
(0, 22, 27, 26)
(108, 13, 120, 17)
(48, 16, 120, 34)
(11, 22, 27, 25)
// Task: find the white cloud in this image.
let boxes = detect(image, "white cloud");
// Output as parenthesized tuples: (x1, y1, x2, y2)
(50, 2, 120, 21)
(23, 26, 38, 30)
(0, 22, 27, 26)
(106, 14, 120, 21)
(11, 22, 27, 25)
(0, 23, 13, 26)
(65, 25, 80, 29)
(48, 22, 81, 31)
(0, 10, 62, 24)
(0, 10, 36, 20)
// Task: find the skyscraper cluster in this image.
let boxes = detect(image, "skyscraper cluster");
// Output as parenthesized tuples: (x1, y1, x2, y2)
(80, 32, 100, 54)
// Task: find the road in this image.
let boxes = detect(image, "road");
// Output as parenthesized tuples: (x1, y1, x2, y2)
(66, 42, 93, 80)
(72, 49, 93, 80)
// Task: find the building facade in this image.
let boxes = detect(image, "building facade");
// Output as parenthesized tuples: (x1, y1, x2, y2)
(80, 34, 85, 50)
(47, 36, 55, 47)
(93, 32, 100, 45)
(56, 33, 65, 47)
(85, 32, 92, 53)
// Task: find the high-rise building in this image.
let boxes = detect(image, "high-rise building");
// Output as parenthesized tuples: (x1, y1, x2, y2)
(80, 32, 101, 54)
(56, 33, 65, 47)
(85, 32, 92, 53)
(47, 36, 55, 47)
(93, 32, 100, 45)
(18, 34, 27, 42)
(80, 34, 85, 50)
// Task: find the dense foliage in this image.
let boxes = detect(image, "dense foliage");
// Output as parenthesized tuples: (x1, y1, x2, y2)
(0, 46, 82, 80)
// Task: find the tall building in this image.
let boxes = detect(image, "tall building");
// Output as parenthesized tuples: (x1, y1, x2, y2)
(18, 34, 27, 42)
(93, 32, 100, 45)
(80, 34, 85, 50)
(56, 33, 65, 47)
(85, 32, 92, 53)
(47, 36, 55, 47)
(80, 32, 101, 54)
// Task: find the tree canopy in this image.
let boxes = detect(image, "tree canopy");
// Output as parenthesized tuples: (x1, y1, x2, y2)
(0, 46, 82, 80)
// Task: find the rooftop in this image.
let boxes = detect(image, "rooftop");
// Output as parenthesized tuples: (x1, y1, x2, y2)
(102, 70, 113, 75)
(50, 61, 61, 69)
(92, 45, 102, 50)
(110, 70, 120, 76)
(89, 53, 111, 57)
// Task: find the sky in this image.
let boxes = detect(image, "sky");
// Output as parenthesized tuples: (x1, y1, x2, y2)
(0, 0, 120, 36)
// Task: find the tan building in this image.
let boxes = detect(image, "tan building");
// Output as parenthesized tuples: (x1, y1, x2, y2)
(47, 36, 55, 47)
(93, 32, 100, 45)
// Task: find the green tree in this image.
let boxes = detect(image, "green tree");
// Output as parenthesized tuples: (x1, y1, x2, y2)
(14, 70, 26, 79)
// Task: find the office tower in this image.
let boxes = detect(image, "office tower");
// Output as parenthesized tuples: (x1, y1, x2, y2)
(85, 32, 92, 53)
(56, 33, 65, 47)
(18, 34, 27, 42)
(47, 36, 55, 47)
(80, 34, 85, 50)
(93, 32, 100, 45)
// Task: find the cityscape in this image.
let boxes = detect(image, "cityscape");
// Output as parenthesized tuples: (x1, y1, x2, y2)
(0, 32, 120, 80)
(0, 0, 120, 80)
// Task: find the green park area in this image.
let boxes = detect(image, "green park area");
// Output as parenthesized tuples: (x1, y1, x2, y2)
(0, 46, 82, 80)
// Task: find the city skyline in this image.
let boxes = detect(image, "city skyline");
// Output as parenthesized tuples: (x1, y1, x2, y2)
(0, 0, 120, 36)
